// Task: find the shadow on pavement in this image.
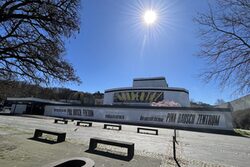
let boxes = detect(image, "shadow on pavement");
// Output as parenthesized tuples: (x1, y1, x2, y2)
(27, 137, 59, 144)
(85, 149, 133, 161)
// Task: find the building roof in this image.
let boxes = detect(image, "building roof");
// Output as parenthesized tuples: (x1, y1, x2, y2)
(7, 97, 69, 105)
(133, 76, 166, 81)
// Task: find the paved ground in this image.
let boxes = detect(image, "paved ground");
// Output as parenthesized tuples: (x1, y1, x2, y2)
(0, 115, 249, 167)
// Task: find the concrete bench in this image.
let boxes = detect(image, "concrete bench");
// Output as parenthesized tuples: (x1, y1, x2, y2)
(33, 129, 66, 143)
(89, 137, 134, 158)
(104, 124, 122, 130)
(76, 121, 92, 127)
(54, 119, 68, 124)
(137, 127, 158, 135)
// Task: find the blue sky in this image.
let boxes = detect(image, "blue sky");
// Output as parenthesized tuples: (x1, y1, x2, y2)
(64, 0, 235, 104)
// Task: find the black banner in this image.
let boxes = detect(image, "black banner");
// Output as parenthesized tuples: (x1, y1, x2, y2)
(114, 91, 164, 103)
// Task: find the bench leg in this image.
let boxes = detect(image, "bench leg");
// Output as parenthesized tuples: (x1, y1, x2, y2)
(64, 121, 68, 124)
(128, 145, 134, 159)
(57, 134, 66, 143)
(34, 131, 42, 138)
(89, 140, 97, 150)
(54, 120, 57, 123)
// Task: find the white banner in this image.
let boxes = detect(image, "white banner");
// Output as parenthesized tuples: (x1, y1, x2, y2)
(44, 105, 233, 130)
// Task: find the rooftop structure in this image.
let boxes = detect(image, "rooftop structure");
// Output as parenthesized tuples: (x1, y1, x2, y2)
(132, 77, 168, 88)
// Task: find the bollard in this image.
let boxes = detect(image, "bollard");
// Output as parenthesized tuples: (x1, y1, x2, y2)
(173, 135, 181, 167)
(173, 136, 176, 159)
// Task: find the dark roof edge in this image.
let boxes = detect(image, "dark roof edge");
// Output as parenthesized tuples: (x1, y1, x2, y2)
(133, 77, 166, 81)
(104, 87, 189, 94)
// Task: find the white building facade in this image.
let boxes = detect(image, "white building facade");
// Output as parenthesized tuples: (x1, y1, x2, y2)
(103, 77, 190, 107)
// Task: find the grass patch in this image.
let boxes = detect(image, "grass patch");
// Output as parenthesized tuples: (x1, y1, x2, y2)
(234, 129, 250, 137)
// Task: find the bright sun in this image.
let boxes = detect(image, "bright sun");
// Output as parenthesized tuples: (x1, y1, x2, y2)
(143, 10, 157, 25)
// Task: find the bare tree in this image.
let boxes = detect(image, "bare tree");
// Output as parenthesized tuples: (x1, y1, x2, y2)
(195, 0, 250, 94)
(215, 99, 226, 105)
(0, 0, 81, 84)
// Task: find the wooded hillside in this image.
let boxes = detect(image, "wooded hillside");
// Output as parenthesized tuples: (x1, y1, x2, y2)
(0, 80, 103, 105)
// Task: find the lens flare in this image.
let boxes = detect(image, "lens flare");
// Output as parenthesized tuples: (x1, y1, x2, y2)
(144, 10, 157, 25)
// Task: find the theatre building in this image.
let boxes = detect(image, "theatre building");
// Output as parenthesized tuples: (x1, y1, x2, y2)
(8, 77, 234, 132)
(103, 77, 190, 107)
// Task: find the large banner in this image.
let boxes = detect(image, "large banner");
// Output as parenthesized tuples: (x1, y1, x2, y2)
(113, 91, 164, 103)
(45, 106, 233, 131)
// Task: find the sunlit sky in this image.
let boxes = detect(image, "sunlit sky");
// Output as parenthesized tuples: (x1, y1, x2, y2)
(64, 0, 236, 104)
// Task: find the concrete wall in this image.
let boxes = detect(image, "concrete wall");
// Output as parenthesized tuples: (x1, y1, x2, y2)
(218, 94, 250, 112)
(133, 79, 168, 88)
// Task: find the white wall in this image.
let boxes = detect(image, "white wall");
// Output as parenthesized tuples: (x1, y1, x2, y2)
(103, 92, 114, 105)
(217, 94, 250, 111)
(230, 95, 250, 111)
